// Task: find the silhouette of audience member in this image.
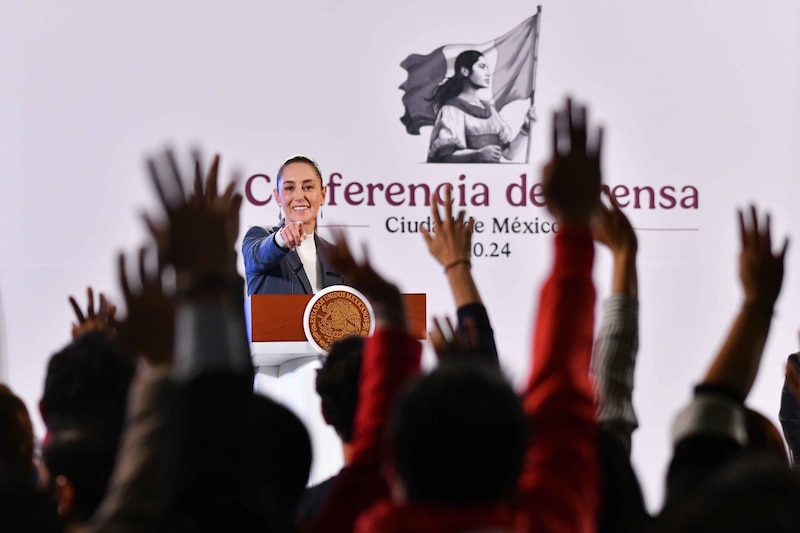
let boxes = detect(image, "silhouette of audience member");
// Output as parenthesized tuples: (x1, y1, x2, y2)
(301, 181, 506, 527)
(37, 328, 134, 531)
(589, 193, 650, 533)
(381, 360, 525, 521)
(650, 454, 799, 533)
(295, 335, 363, 526)
(657, 205, 789, 527)
(0, 384, 36, 480)
(303, 226, 422, 532)
(81, 248, 175, 533)
(131, 150, 310, 533)
(43, 423, 119, 527)
(743, 407, 787, 463)
(0, 468, 63, 533)
(39, 331, 134, 444)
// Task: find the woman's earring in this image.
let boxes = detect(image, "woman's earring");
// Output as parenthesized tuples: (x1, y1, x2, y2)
(320, 208, 323, 220)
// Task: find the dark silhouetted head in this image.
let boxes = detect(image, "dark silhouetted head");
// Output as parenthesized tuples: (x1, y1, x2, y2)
(316, 336, 363, 443)
(0, 468, 63, 533)
(40, 331, 134, 441)
(43, 423, 119, 522)
(651, 454, 799, 533)
(0, 384, 35, 478)
(390, 361, 526, 504)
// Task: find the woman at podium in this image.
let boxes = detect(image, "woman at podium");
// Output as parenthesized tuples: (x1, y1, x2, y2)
(242, 155, 344, 294)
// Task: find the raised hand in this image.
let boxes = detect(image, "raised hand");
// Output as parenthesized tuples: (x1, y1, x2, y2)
(701, 205, 789, 398)
(428, 315, 479, 363)
(143, 150, 243, 287)
(592, 191, 638, 296)
(116, 247, 175, 366)
(279, 220, 306, 250)
(68, 286, 117, 338)
(188, 152, 242, 250)
(542, 98, 603, 225)
(738, 205, 789, 311)
(320, 230, 406, 330)
(420, 186, 474, 272)
(592, 191, 637, 257)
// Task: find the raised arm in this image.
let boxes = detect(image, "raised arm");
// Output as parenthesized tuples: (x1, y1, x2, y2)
(591, 193, 640, 454)
(519, 98, 601, 533)
(84, 247, 175, 533)
(665, 205, 788, 508)
(591, 194, 651, 533)
(700, 206, 788, 396)
(142, 150, 284, 532)
(421, 186, 478, 307)
(143, 151, 248, 378)
(421, 186, 498, 365)
(87, 150, 247, 532)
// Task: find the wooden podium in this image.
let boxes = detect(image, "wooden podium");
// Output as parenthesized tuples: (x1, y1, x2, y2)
(247, 293, 427, 372)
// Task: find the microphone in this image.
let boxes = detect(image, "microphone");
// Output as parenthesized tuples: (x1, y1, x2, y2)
(292, 262, 303, 294)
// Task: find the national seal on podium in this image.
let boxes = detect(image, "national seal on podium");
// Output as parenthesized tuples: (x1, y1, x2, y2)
(303, 285, 375, 355)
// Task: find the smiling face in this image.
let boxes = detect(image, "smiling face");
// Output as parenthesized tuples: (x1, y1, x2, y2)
(464, 55, 491, 89)
(273, 160, 327, 232)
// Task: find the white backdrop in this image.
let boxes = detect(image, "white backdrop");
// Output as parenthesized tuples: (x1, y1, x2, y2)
(2, 0, 799, 511)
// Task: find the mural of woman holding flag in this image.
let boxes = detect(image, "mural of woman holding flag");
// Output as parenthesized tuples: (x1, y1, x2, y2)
(399, 10, 542, 164)
(426, 50, 536, 163)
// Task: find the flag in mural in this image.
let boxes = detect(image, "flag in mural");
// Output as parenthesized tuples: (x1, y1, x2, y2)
(399, 10, 542, 135)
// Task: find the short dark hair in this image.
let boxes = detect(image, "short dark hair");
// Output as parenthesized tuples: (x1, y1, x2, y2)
(43, 423, 119, 521)
(390, 361, 526, 504)
(0, 384, 35, 475)
(652, 454, 800, 533)
(251, 393, 312, 526)
(40, 331, 135, 437)
(276, 155, 323, 187)
(745, 407, 788, 463)
(159, 374, 312, 532)
(316, 336, 363, 443)
(0, 469, 63, 533)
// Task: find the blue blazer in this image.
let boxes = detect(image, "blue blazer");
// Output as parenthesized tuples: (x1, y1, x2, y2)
(241, 225, 344, 295)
